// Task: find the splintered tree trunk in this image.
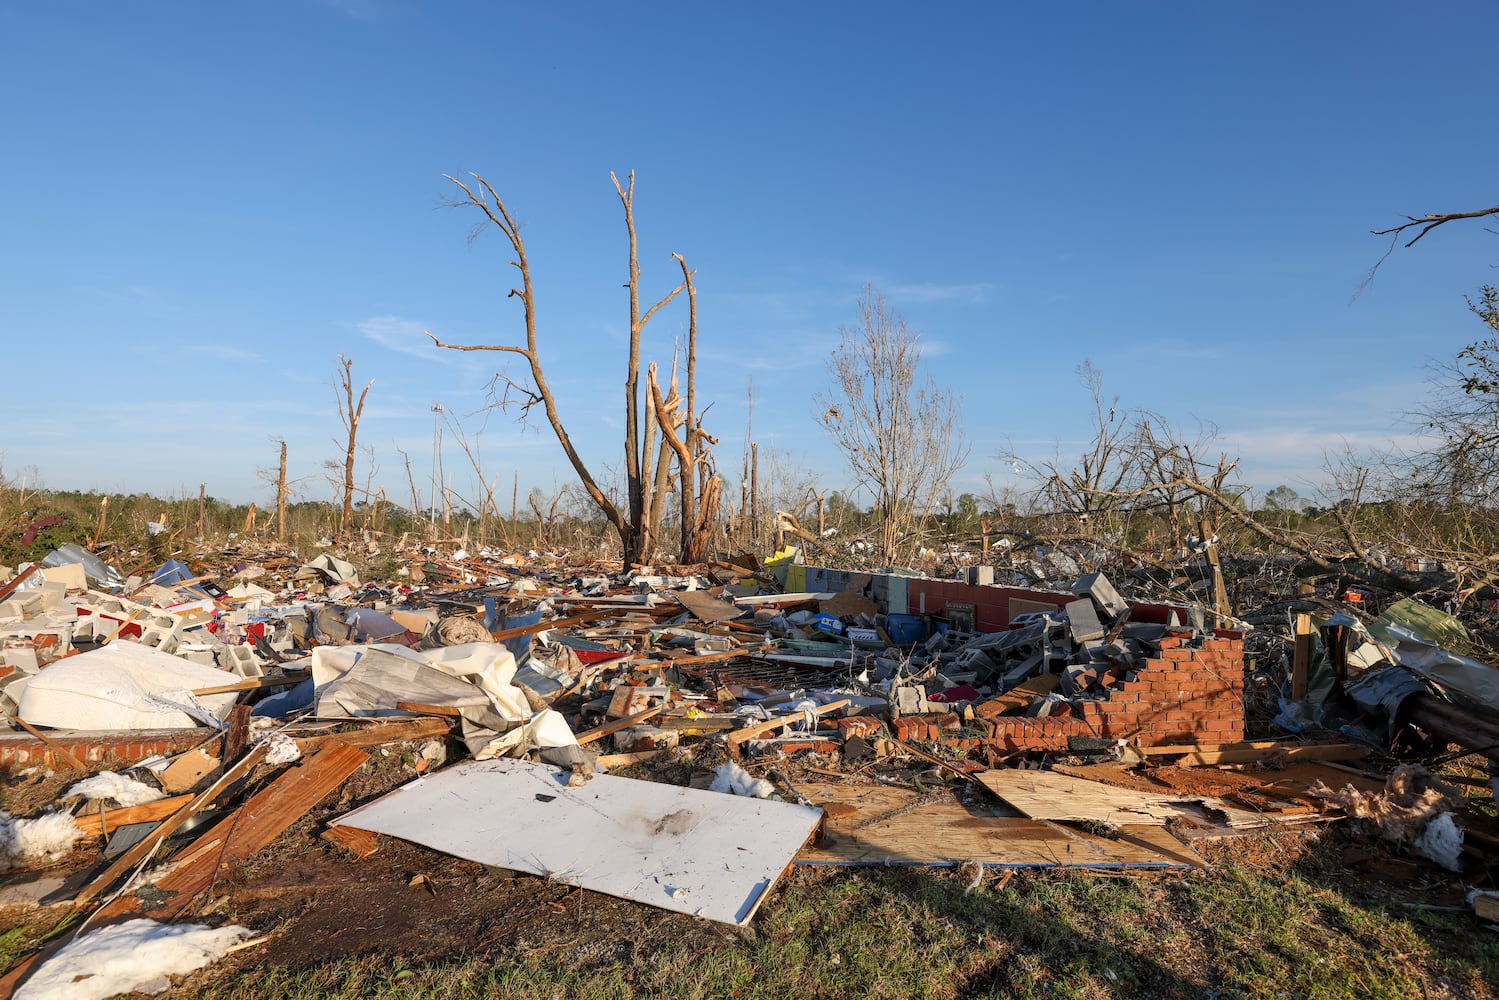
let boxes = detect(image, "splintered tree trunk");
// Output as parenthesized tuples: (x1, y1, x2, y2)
(334, 355, 372, 544)
(431, 172, 686, 572)
(277, 442, 288, 543)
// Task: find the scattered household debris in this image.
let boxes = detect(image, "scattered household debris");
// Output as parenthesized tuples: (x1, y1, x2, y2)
(0, 540, 1493, 992)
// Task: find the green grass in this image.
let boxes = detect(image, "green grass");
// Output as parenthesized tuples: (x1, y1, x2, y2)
(168, 840, 1499, 1000)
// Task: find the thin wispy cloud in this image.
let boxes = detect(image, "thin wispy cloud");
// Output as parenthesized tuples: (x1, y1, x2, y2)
(885, 281, 995, 306)
(358, 315, 472, 367)
(189, 344, 262, 363)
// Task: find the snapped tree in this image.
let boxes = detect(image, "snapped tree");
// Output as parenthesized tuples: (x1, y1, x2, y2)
(430, 172, 719, 568)
(332, 355, 372, 544)
(815, 284, 968, 565)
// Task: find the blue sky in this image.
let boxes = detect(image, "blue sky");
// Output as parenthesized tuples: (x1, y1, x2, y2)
(3, 1, 1496, 515)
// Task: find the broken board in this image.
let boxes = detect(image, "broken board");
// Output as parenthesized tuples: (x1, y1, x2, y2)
(794, 783, 1202, 868)
(974, 767, 1299, 831)
(330, 757, 823, 926)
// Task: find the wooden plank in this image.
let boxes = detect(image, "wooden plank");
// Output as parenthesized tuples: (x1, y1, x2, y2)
(190, 675, 305, 697)
(727, 699, 849, 758)
(330, 757, 822, 926)
(1292, 613, 1313, 701)
(1177, 744, 1369, 766)
(644, 644, 776, 672)
(321, 823, 382, 858)
(71, 743, 270, 905)
(656, 715, 739, 731)
(491, 609, 612, 641)
(673, 589, 746, 623)
(159, 746, 222, 793)
(793, 783, 1202, 868)
(0, 563, 42, 604)
(393, 701, 462, 717)
(1476, 893, 1499, 923)
(293, 717, 451, 752)
(72, 794, 195, 837)
(596, 748, 667, 769)
(1135, 740, 1367, 765)
(575, 705, 665, 746)
(94, 740, 371, 923)
(976, 768, 1290, 831)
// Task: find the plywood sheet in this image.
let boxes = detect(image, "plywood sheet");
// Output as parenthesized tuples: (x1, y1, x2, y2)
(976, 767, 1306, 831)
(793, 783, 1200, 868)
(332, 758, 822, 926)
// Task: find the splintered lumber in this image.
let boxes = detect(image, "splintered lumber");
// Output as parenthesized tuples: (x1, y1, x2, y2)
(321, 823, 382, 858)
(394, 701, 463, 717)
(638, 644, 776, 672)
(72, 794, 195, 837)
(1476, 893, 1499, 923)
(1292, 613, 1313, 701)
(190, 675, 307, 697)
(293, 716, 451, 752)
(656, 715, 739, 731)
(975, 768, 1313, 833)
(726, 699, 849, 758)
(491, 609, 612, 641)
(72, 743, 270, 905)
(794, 783, 1203, 868)
(1134, 741, 1368, 765)
(330, 757, 822, 925)
(595, 748, 668, 769)
(93, 740, 371, 923)
(575, 704, 665, 746)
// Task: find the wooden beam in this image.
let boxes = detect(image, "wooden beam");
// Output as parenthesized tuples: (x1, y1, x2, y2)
(72, 794, 195, 837)
(190, 675, 306, 697)
(394, 701, 463, 717)
(320, 823, 381, 858)
(490, 609, 612, 641)
(1292, 613, 1313, 702)
(575, 704, 665, 746)
(72, 743, 270, 904)
(95, 740, 370, 922)
(293, 717, 451, 752)
(726, 699, 849, 758)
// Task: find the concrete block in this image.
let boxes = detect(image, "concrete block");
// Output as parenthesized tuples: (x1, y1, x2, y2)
(1072, 572, 1128, 620)
(216, 643, 264, 678)
(1065, 599, 1106, 642)
(966, 565, 995, 586)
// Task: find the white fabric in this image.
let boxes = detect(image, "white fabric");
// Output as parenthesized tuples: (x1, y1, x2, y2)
(16, 643, 240, 730)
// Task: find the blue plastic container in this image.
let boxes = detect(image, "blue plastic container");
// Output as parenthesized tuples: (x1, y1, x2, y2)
(883, 613, 927, 645)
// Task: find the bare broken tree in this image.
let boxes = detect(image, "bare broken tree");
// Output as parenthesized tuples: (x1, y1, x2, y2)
(815, 284, 969, 565)
(332, 355, 372, 544)
(1001, 361, 1138, 543)
(429, 172, 709, 567)
(1365, 201, 1499, 287)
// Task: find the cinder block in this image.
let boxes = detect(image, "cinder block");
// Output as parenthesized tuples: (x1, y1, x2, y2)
(1065, 599, 1106, 642)
(1072, 572, 1128, 619)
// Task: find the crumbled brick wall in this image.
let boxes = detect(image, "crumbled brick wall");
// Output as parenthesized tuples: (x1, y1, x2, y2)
(946, 630, 1246, 754)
